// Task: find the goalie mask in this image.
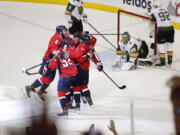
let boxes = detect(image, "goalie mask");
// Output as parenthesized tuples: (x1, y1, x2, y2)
(121, 32, 130, 44)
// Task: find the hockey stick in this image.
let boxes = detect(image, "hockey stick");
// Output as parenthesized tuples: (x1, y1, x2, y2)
(87, 22, 117, 50)
(90, 51, 126, 90)
(102, 70, 126, 90)
(22, 61, 79, 76)
(91, 33, 122, 36)
(22, 63, 42, 75)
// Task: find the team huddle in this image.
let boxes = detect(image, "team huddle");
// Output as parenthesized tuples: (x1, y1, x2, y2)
(23, 0, 175, 116)
(23, 26, 103, 116)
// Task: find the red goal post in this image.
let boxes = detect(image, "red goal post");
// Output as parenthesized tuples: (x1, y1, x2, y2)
(117, 9, 157, 55)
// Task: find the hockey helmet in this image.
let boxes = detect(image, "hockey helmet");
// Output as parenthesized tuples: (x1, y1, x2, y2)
(62, 38, 73, 48)
(80, 34, 91, 45)
(121, 31, 130, 44)
(73, 32, 82, 38)
(56, 25, 68, 33)
(153, 1, 161, 9)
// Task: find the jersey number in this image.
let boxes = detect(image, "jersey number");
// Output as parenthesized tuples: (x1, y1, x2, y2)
(158, 11, 170, 21)
(61, 58, 72, 67)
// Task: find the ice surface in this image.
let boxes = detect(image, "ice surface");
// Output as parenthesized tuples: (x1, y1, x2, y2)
(0, 1, 180, 135)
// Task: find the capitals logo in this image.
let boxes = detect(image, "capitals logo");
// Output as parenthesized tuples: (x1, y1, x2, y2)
(167, 0, 180, 17)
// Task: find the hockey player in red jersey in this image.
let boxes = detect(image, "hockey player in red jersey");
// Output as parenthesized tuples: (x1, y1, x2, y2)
(23, 25, 69, 101)
(48, 38, 78, 116)
(69, 33, 103, 110)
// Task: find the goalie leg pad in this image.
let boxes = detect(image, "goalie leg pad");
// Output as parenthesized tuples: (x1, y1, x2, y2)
(121, 62, 136, 71)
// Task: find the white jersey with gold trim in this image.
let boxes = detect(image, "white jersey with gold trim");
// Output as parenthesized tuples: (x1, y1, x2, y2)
(151, 8, 173, 28)
(126, 37, 141, 55)
(69, 0, 85, 20)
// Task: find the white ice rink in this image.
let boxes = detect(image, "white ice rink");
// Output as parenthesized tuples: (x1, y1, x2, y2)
(0, 1, 180, 135)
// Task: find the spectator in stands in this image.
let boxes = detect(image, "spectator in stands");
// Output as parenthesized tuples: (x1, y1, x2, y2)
(108, 120, 119, 135)
(168, 76, 180, 135)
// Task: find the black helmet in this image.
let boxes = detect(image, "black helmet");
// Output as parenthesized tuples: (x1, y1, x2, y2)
(73, 32, 82, 38)
(80, 34, 91, 45)
(56, 25, 68, 33)
(62, 38, 72, 48)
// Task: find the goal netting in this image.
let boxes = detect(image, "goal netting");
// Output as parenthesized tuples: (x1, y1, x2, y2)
(117, 9, 157, 55)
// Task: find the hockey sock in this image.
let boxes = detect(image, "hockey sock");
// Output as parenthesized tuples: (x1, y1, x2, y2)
(83, 90, 91, 99)
(70, 88, 74, 100)
(167, 55, 173, 65)
(74, 93, 81, 104)
(80, 90, 85, 97)
(159, 58, 166, 65)
(73, 87, 81, 104)
(58, 91, 67, 110)
(81, 85, 91, 99)
(32, 79, 42, 89)
(59, 98, 67, 110)
(40, 83, 50, 91)
(65, 91, 71, 104)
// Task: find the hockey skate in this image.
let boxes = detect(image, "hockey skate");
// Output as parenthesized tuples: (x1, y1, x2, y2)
(155, 62, 165, 66)
(81, 96, 88, 104)
(57, 109, 68, 116)
(67, 102, 76, 109)
(35, 90, 46, 103)
(22, 86, 35, 98)
(75, 103, 80, 112)
(155, 58, 166, 67)
(87, 98, 93, 106)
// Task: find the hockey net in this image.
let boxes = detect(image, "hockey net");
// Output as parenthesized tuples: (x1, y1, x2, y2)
(117, 9, 157, 55)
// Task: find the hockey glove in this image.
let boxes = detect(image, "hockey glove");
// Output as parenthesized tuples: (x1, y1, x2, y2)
(39, 59, 49, 75)
(97, 62, 103, 72)
(43, 65, 49, 74)
(86, 50, 94, 58)
(82, 13, 88, 24)
(83, 31, 90, 35)
(53, 50, 60, 57)
(67, 21, 73, 28)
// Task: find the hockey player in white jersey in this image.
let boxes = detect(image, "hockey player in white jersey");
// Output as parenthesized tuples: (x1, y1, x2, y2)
(151, 1, 175, 66)
(112, 32, 142, 71)
(65, 0, 88, 34)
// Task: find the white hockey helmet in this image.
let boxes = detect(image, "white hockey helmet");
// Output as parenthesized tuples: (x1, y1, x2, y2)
(153, 1, 161, 9)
